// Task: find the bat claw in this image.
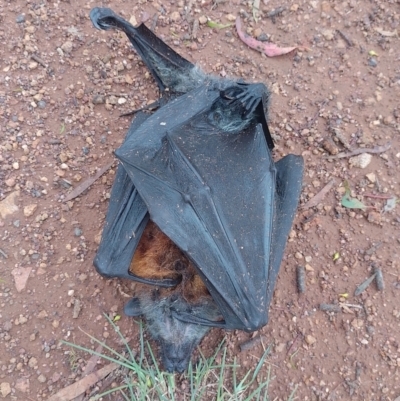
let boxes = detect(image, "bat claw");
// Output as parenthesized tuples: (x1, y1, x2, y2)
(90, 7, 120, 31)
(221, 83, 266, 116)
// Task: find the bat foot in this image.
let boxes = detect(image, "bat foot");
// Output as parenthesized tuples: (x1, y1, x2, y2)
(119, 100, 161, 117)
(221, 83, 267, 116)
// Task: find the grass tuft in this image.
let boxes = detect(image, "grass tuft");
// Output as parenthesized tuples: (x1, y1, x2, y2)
(62, 315, 292, 401)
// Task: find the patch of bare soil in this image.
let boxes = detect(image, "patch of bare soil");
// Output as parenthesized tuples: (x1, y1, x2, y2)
(1, 0, 399, 400)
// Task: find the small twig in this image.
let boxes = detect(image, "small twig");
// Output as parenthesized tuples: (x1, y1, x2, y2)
(354, 274, 377, 296)
(355, 361, 362, 381)
(108, 92, 129, 97)
(340, 303, 363, 309)
(363, 193, 393, 200)
(239, 335, 266, 352)
(324, 142, 391, 160)
(302, 179, 336, 209)
(150, 13, 159, 31)
(63, 161, 114, 202)
(47, 139, 62, 145)
(267, 6, 286, 18)
(191, 19, 199, 40)
(0, 249, 8, 259)
(31, 54, 47, 68)
(337, 29, 354, 47)
(86, 38, 97, 47)
(286, 332, 302, 357)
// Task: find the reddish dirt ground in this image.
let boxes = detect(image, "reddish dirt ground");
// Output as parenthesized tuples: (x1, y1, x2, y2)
(1, 0, 400, 400)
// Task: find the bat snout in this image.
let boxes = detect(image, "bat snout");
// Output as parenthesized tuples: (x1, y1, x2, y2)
(162, 354, 190, 374)
(160, 340, 194, 373)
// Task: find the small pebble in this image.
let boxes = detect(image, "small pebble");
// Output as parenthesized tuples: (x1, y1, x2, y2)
(28, 357, 38, 368)
(74, 227, 82, 237)
(349, 153, 372, 168)
(198, 15, 208, 24)
(0, 382, 11, 398)
(16, 14, 26, 23)
(170, 11, 180, 22)
(61, 41, 73, 53)
(257, 33, 270, 42)
(92, 95, 105, 105)
(305, 335, 317, 345)
(368, 58, 377, 67)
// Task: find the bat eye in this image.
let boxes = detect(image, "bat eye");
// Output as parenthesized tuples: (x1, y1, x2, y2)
(174, 260, 186, 271)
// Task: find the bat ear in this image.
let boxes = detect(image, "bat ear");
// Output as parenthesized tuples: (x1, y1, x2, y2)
(124, 297, 143, 316)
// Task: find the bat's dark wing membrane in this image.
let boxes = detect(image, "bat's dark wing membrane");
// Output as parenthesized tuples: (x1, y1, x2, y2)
(115, 84, 303, 331)
(94, 112, 179, 287)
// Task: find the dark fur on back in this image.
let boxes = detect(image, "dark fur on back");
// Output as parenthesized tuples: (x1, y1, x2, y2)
(126, 221, 221, 373)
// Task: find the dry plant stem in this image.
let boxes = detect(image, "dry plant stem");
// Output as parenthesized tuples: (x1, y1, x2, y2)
(31, 54, 47, 68)
(363, 193, 394, 200)
(324, 142, 391, 160)
(336, 29, 354, 46)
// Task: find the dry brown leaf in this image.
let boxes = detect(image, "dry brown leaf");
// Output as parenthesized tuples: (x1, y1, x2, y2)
(73, 345, 104, 401)
(46, 363, 118, 401)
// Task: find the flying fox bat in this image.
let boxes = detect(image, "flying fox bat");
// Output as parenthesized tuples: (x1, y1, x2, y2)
(90, 7, 304, 371)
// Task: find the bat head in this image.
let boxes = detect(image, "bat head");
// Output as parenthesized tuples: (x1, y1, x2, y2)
(125, 290, 219, 373)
